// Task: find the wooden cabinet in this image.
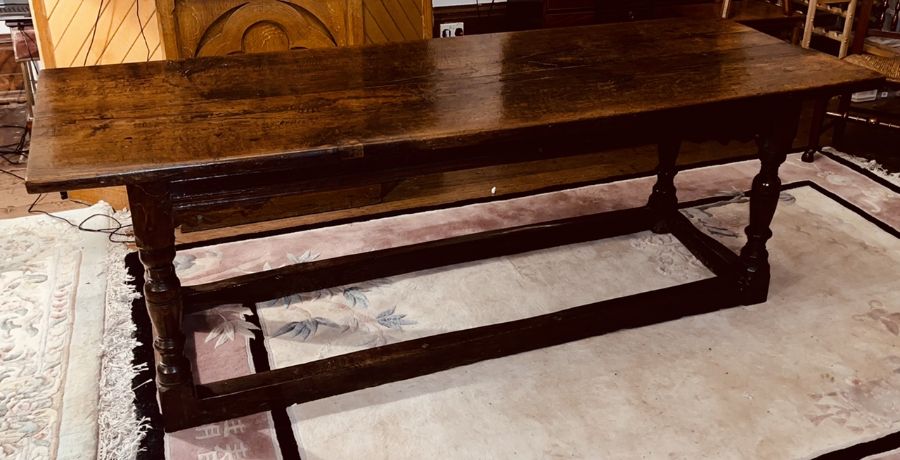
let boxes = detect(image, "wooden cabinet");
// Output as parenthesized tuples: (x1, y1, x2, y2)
(595, 0, 654, 24)
(156, 0, 431, 59)
(545, 0, 599, 26)
(507, 0, 654, 29)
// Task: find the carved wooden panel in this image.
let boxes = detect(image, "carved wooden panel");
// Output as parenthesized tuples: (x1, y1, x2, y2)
(362, 0, 432, 44)
(156, 0, 364, 58)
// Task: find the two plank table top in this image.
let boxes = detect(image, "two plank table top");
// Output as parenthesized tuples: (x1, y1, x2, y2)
(27, 19, 878, 192)
(26, 18, 882, 431)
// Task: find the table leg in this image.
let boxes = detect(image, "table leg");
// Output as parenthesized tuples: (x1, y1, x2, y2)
(127, 182, 196, 427)
(739, 101, 801, 304)
(647, 137, 682, 233)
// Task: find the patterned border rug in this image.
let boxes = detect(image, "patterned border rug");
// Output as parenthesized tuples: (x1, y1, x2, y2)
(121, 151, 899, 460)
(0, 203, 146, 460)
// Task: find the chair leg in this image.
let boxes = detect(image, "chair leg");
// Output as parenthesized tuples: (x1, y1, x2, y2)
(832, 92, 852, 150)
(721, 0, 733, 18)
(802, 96, 828, 162)
(801, 0, 818, 49)
(837, 0, 858, 58)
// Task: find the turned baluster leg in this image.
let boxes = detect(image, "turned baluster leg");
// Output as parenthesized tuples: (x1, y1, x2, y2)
(127, 182, 196, 430)
(647, 137, 682, 233)
(739, 101, 801, 304)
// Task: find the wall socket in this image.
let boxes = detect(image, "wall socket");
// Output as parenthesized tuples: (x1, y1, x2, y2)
(439, 22, 465, 38)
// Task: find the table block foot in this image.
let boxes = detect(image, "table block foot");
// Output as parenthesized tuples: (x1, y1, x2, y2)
(801, 148, 818, 163)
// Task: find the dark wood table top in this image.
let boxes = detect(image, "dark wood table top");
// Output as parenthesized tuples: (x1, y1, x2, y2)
(26, 18, 881, 193)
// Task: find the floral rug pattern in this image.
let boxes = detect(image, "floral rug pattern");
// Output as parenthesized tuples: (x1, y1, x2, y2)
(0, 204, 118, 460)
(0, 219, 79, 459)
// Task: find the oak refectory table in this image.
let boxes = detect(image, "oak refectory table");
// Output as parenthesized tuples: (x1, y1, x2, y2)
(26, 19, 882, 431)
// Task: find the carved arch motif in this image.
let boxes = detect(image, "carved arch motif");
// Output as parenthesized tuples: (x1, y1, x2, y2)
(195, 1, 341, 57)
(157, 0, 431, 59)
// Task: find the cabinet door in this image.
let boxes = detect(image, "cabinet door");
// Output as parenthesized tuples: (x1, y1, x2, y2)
(157, 0, 364, 58)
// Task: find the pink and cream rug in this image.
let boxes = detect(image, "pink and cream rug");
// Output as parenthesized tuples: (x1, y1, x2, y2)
(122, 151, 899, 459)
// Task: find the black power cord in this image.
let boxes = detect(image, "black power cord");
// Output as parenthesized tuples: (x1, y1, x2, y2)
(0, 125, 28, 180)
(1, 155, 134, 244)
(27, 193, 134, 243)
(84, 0, 105, 66)
(1, 24, 132, 243)
(135, 0, 151, 61)
(0, 167, 24, 180)
(0, 28, 34, 203)
(0, 123, 132, 244)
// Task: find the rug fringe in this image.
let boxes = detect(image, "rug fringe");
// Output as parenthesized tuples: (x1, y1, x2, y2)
(97, 211, 149, 460)
(822, 147, 900, 186)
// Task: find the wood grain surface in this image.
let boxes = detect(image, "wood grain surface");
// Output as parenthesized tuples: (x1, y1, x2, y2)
(26, 19, 881, 193)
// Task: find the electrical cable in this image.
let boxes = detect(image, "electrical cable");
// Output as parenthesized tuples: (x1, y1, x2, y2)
(0, 123, 28, 179)
(1, 29, 35, 203)
(0, 27, 129, 242)
(0, 125, 29, 164)
(0, 134, 133, 243)
(27, 193, 134, 243)
(1, 173, 134, 245)
(0, 123, 132, 244)
(84, 0, 105, 66)
(0, 152, 26, 165)
(135, 0, 151, 61)
(0, 133, 24, 151)
(0, 168, 24, 180)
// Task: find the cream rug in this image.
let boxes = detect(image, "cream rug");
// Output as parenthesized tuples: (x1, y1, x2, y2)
(0, 203, 144, 460)
(276, 184, 897, 459)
